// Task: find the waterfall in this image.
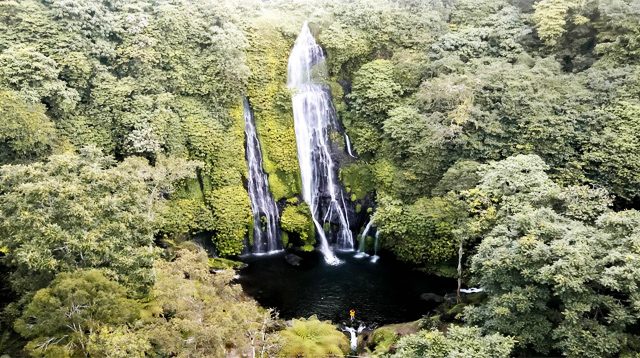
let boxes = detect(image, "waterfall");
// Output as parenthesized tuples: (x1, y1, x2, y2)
(354, 220, 373, 258)
(343, 324, 365, 352)
(370, 231, 380, 263)
(243, 98, 281, 254)
(344, 133, 356, 158)
(460, 287, 484, 293)
(288, 22, 353, 265)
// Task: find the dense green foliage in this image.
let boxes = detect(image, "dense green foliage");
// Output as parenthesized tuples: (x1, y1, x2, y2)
(15, 270, 141, 357)
(391, 326, 515, 358)
(278, 316, 349, 357)
(10, 247, 281, 357)
(280, 203, 316, 250)
(464, 155, 640, 357)
(0, 90, 55, 164)
(0, 148, 194, 295)
(1, 0, 640, 356)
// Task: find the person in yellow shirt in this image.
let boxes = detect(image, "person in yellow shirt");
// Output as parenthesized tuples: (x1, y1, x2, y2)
(349, 309, 356, 321)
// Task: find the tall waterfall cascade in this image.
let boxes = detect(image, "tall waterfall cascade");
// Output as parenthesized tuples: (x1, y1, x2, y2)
(288, 22, 354, 264)
(243, 98, 281, 254)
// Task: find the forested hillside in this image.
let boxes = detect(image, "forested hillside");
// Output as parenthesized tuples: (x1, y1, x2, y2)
(1, 0, 639, 356)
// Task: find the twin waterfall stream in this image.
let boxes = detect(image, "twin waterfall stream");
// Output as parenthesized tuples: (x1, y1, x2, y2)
(238, 23, 456, 348)
(243, 22, 371, 265)
(243, 98, 281, 254)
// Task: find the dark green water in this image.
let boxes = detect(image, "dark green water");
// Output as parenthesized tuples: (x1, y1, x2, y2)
(238, 251, 455, 324)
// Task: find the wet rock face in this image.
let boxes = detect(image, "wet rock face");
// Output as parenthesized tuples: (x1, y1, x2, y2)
(420, 293, 445, 303)
(285, 253, 303, 266)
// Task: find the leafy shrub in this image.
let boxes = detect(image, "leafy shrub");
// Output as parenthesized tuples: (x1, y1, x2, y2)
(278, 316, 349, 357)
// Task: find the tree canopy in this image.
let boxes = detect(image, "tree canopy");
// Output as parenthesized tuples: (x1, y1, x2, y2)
(1, 0, 640, 356)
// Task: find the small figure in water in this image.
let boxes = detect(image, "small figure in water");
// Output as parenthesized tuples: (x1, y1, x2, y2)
(349, 309, 356, 321)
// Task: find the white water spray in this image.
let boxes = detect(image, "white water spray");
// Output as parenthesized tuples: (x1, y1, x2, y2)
(460, 287, 484, 293)
(343, 324, 365, 352)
(288, 22, 354, 264)
(344, 133, 356, 158)
(354, 220, 373, 258)
(370, 231, 380, 263)
(243, 98, 281, 253)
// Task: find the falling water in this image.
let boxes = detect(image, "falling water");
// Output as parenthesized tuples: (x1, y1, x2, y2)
(343, 324, 366, 352)
(354, 220, 373, 258)
(243, 98, 281, 254)
(460, 287, 484, 293)
(344, 133, 356, 158)
(370, 232, 380, 263)
(288, 22, 354, 264)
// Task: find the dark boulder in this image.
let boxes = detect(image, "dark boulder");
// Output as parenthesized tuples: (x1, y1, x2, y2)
(420, 293, 444, 303)
(285, 253, 303, 266)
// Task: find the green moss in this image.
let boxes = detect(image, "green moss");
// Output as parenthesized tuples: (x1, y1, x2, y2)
(329, 129, 343, 145)
(267, 171, 299, 202)
(281, 231, 290, 247)
(356, 204, 362, 213)
(248, 219, 255, 246)
(280, 203, 316, 247)
(328, 79, 347, 114)
(159, 198, 215, 239)
(208, 257, 244, 270)
(246, 22, 301, 201)
(340, 162, 376, 200)
(425, 263, 458, 278)
(173, 177, 204, 201)
(370, 327, 399, 354)
(176, 98, 245, 188)
(365, 235, 376, 251)
(205, 185, 252, 257)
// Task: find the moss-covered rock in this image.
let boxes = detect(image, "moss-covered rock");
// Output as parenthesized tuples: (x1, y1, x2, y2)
(159, 198, 215, 239)
(280, 203, 316, 248)
(208, 257, 245, 270)
(365, 320, 423, 355)
(205, 185, 252, 257)
(370, 327, 399, 355)
(245, 22, 301, 201)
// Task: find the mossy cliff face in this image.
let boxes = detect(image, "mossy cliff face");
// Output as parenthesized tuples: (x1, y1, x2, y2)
(243, 20, 322, 252)
(280, 202, 316, 251)
(164, 99, 252, 257)
(245, 21, 301, 201)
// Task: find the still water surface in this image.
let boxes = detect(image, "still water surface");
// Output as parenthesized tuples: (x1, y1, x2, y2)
(238, 251, 455, 324)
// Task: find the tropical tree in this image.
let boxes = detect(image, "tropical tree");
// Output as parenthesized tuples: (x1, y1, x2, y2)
(14, 270, 141, 357)
(0, 147, 195, 294)
(391, 326, 515, 358)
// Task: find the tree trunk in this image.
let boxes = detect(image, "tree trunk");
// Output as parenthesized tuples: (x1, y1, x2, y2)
(457, 239, 463, 303)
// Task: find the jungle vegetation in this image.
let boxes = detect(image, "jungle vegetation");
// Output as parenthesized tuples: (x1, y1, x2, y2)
(0, 0, 639, 356)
